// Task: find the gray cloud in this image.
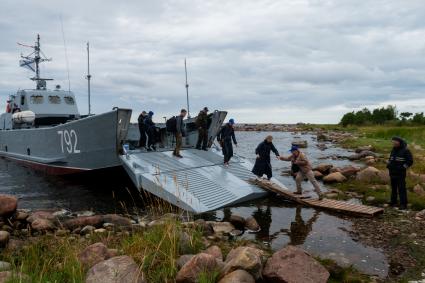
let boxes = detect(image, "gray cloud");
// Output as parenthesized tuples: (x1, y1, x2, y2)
(1, 0, 425, 123)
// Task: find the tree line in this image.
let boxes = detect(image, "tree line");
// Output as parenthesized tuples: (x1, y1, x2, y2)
(340, 105, 425, 126)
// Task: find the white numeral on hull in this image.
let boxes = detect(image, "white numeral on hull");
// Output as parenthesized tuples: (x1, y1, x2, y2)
(57, 129, 81, 154)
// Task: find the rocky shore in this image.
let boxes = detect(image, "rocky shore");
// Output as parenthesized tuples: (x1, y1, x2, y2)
(0, 194, 337, 283)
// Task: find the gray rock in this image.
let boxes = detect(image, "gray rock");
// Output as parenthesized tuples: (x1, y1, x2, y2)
(176, 254, 194, 269)
(0, 261, 11, 272)
(85, 255, 145, 283)
(80, 225, 96, 235)
(78, 242, 113, 267)
(31, 218, 55, 231)
(221, 246, 264, 280)
(218, 270, 255, 283)
(245, 217, 260, 232)
(176, 253, 219, 283)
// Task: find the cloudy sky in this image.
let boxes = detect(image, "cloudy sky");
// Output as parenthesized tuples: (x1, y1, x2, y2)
(1, 0, 425, 123)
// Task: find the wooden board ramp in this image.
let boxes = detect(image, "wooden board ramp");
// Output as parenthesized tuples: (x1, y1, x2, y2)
(249, 178, 384, 218)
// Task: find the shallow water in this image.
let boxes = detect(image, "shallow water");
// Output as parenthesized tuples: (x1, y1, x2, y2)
(0, 131, 388, 277)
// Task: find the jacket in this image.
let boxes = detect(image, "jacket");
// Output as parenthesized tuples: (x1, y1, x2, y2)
(255, 140, 279, 162)
(196, 111, 209, 129)
(138, 114, 146, 128)
(144, 116, 155, 129)
(217, 124, 237, 144)
(281, 151, 312, 173)
(176, 115, 186, 135)
(387, 137, 413, 176)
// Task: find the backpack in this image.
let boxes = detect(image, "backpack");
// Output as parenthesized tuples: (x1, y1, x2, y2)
(166, 116, 177, 133)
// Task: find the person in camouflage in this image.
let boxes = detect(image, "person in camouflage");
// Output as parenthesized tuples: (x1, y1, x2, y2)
(195, 107, 209, 150)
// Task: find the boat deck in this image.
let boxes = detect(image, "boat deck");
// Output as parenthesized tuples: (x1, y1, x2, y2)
(249, 178, 384, 217)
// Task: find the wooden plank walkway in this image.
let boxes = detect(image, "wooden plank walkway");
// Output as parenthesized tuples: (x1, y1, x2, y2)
(249, 178, 384, 218)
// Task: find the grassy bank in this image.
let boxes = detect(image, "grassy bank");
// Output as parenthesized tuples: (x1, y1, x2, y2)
(0, 219, 205, 283)
(311, 124, 425, 210)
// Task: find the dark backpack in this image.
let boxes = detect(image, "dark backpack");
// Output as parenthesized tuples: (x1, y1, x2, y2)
(166, 116, 177, 133)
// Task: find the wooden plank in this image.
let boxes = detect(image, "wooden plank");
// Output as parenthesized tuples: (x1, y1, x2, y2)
(249, 178, 384, 217)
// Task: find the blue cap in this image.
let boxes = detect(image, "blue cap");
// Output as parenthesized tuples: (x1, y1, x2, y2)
(289, 145, 299, 152)
(148, 111, 154, 116)
(229, 118, 235, 125)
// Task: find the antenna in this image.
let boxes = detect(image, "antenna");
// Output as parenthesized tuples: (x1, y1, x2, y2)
(86, 42, 92, 115)
(184, 58, 190, 118)
(60, 16, 71, 92)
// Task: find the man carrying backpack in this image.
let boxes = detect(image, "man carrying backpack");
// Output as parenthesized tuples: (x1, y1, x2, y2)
(145, 111, 156, 151)
(173, 109, 187, 158)
(195, 107, 209, 150)
(137, 111, 147, 149)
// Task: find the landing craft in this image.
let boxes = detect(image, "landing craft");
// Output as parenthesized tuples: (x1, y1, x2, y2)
(1, 35, 286, 213)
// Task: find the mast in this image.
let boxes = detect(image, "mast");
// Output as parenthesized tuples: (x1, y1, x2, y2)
(19, 34, 52, 90)
(184, 58, 190, 118)
(86, 42, 92, 115)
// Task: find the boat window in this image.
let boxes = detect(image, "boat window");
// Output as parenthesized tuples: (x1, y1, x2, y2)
(30, 95, 44, 104)
(64, 96, 75, 105)
(48, 95, 61, 104)
(20, 95, 25, 105)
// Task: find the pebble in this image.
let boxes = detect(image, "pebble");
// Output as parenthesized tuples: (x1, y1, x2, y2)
(94, 228, 107, 234)
(80, 225, 95, 235)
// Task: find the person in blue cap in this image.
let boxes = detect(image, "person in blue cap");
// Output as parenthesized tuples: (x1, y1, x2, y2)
(252, 135, 280, 179)
(144, 111, 157, 151)
(280, 145, 323, 199)
(217, 118, 237, 166)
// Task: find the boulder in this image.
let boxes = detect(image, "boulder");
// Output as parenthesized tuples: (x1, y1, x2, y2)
(176, 253, 219, 283)
(0, 271, 30, 283)
(194, 219, 214, 236)
(208, 222, 235, 234)
(101, 214, 132, 228)
(416, 209, 425, 219)
(78, 242, 113, 267)
(292, 140, 308, 148)
(245, 217, 260, 232)
(221, 247, 264, 280)
(364, 156, 376, 165)
(313, 164, 333, 175)
(0, 262, 11, 272)
(218, 270, 255, 283)
(86, 256, 145, 283)
(366, 196, 376, 202)
(203, 245, 223, 261)
(313, 171, 323, 180)
(413, 184, 425, 196)
(14, 211, 29, 221)
(176, 254, 194, 269)
(338, 165, 361, 178)
(263, 245, 329, 283)
(355, 145, 375, 153)
(348, 150, 376, 161)
(0, 195, 18, 217)
(323, 172, 347, 183)
(377, 170, 390, 184)
(0, 231, 10, 247)
(64, 215, 103, 230)
(81, 225, 96, 235)
(31, 218, 55, 231)
(356, 166, 380, 182)
(27, 210, 56, 223)
(229, 215, 245, 229)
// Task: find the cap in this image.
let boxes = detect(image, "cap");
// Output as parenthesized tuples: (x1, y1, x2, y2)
(142, 111, 147, 115)
(289, 145, 299, 152)
(229, 118, 235, 125)
(148, 111, 154, 116)
(203, 107, 209, 112)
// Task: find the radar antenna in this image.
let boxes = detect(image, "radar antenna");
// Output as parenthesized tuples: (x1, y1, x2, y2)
(18, 34, 53, 90)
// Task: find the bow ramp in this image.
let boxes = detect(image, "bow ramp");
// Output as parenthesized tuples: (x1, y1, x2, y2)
(120, 149, 269, 214)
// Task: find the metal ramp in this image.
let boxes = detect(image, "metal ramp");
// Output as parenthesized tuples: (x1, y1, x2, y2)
(120, 149, 273, 213)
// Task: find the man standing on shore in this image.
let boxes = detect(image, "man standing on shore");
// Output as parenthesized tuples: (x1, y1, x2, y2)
(173, 109, 187, 158)
(195, 107, 209, 150)
(387, 136, 413, 210)
(280, 145, 323, 199)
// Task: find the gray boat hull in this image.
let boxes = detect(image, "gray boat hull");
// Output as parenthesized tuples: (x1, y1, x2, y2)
(0, 109, 131, 174)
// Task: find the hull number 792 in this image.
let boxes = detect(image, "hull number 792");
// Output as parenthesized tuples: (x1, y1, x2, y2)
(57, 130, 81, 154)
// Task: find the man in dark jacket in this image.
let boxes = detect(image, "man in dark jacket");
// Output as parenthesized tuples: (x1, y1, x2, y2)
(217, 118, 237, 166)
(252, 135, 280, 179)
(173, 109, 187, 158)
(195, 107, 209, 150)
(387, 136, 413, 210)
(137, 111, 147, 149)
(145, 111, 156, 151)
